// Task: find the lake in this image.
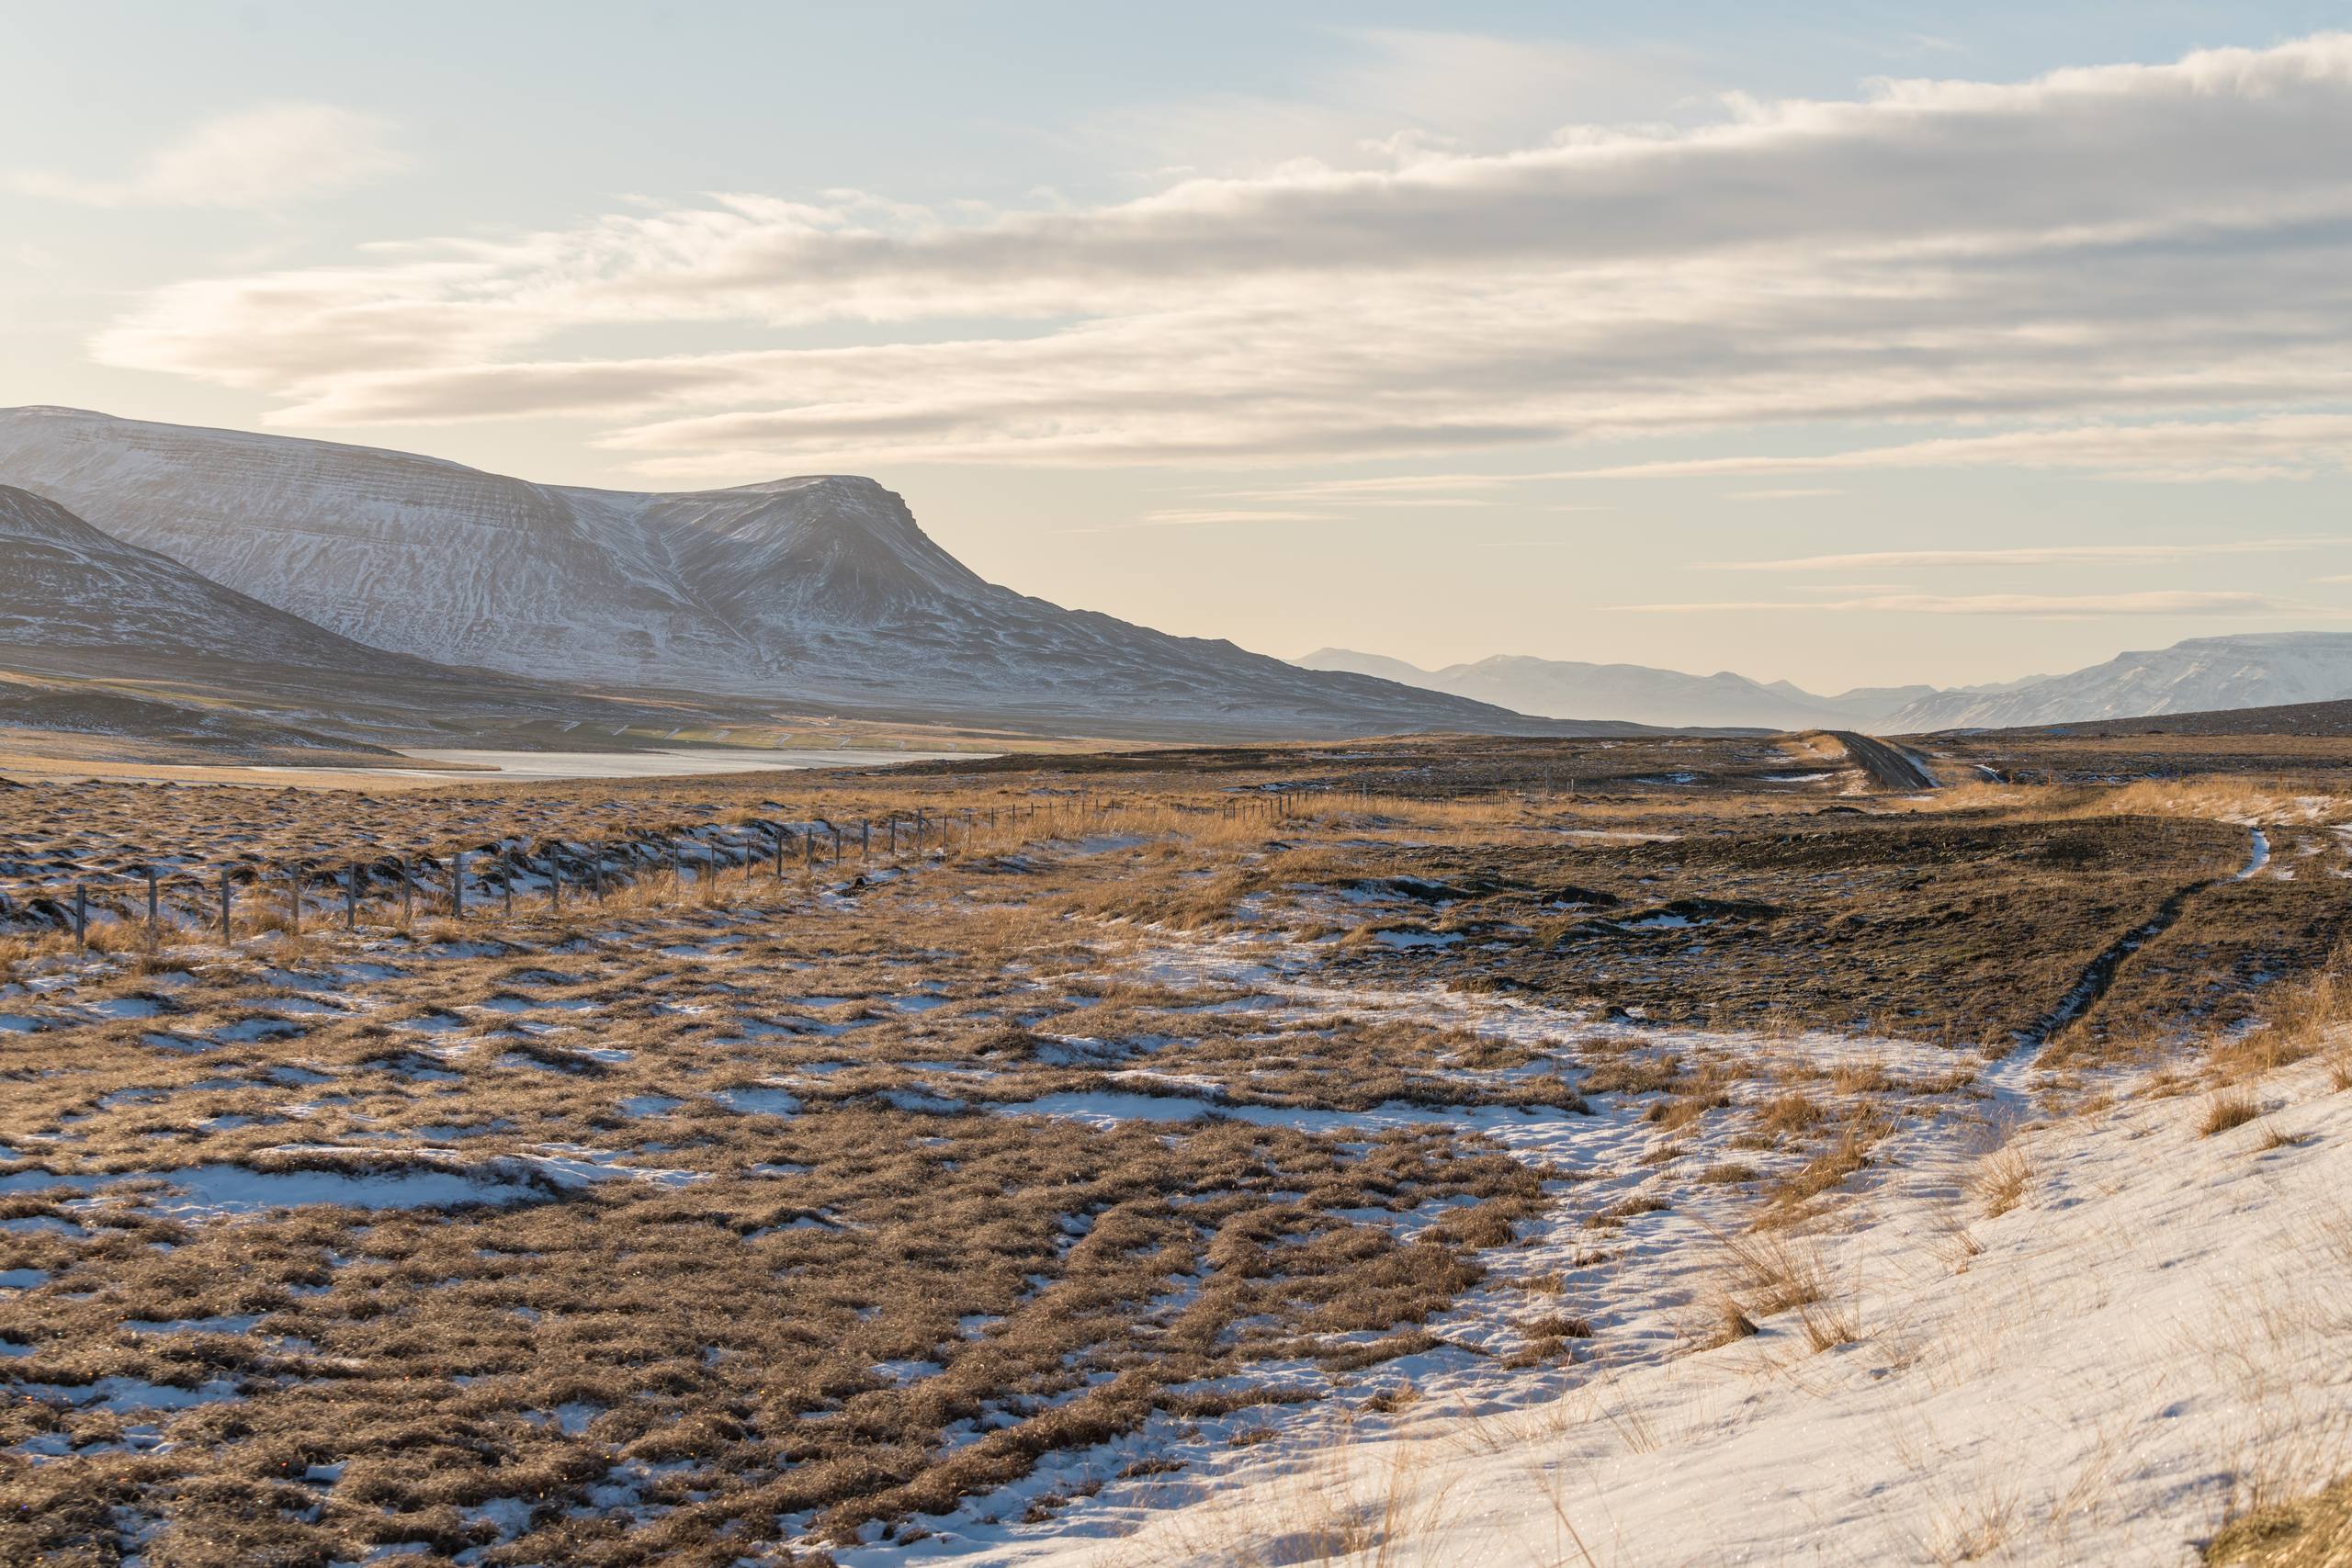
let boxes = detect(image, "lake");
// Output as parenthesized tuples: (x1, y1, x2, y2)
(382, 747, 982, 780)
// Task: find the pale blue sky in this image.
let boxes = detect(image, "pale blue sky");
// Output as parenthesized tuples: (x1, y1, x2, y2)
(6, 2, 2352, 691)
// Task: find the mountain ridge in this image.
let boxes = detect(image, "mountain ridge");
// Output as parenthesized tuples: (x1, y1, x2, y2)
(1887, 632, 2352, 730)
(0, 407, 1574, 742)
(1294, 647, 1928, 731)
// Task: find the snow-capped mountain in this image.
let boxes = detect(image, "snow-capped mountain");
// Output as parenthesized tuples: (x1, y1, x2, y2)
(0, 482, 447, 678)
(1295, 649, 1933, 732)
(0, 407, 1556, 740)
(1887, 633, 2352, 731)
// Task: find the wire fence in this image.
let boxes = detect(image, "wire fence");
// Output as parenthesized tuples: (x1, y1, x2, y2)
(2, 784, 1347, 954)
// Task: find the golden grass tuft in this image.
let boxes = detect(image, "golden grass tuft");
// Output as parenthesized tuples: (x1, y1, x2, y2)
(2201, 1089, 2265, 1138)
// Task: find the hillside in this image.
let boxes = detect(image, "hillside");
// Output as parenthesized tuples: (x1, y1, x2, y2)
(0, 483, 455, 679)
(1933, 693, 2352, 739)
(1890, 632, 2352, 731)
(0, 483, 726, 760)
(0, 408, 1562, 741)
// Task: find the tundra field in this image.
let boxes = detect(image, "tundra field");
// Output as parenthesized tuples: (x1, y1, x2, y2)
(3, 731, 2350, 1566)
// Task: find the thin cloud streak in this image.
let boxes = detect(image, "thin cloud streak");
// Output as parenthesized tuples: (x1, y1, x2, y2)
(7, 104, 401, 209)
(1705, 539, 2349, 571)
(1617, 592, 2300, 616)
(1566, 416, 2352, 486)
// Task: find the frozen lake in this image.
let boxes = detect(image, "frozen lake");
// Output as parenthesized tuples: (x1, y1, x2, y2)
(382, 747, 979, 780)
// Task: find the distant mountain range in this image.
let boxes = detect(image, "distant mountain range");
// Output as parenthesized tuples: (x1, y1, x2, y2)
(1299, 635, 2352, 734)
(0, 407, 1574, 743)
(1885, 633, 2352, 730)
(1294, 649, 1966, 732)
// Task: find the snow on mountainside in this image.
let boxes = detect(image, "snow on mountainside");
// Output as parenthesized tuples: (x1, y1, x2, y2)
(0, 483, 450, 678)
(1889, 632, 2352, 731)
(0, 408, 1557, 740)
(1295, 647, 1930, 731)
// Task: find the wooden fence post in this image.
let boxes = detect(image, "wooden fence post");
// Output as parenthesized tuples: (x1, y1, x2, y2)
(452, 851, 466, 919)
(146, 867, 159, 951)
(74, 882, 86, 955)
(862, 819, 870, 861)
(219, 869, 232, 942)
(346, 864, 357, 931)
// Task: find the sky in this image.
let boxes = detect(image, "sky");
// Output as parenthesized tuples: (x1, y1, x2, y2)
(7, 1, 2352, 694)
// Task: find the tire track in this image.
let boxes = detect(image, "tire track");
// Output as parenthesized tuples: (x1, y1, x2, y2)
(2018, 826, 2267, 1050)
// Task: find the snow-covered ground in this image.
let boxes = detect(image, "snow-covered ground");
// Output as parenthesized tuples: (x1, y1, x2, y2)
(889, 1054, 2352, 1566)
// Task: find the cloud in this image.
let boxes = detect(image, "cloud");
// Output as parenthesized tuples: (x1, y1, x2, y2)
(82, 35, 2352, 479)
(1086, 28, 1707, 179)
(1217, 474, 1517, 507)
(1617, 591, 2298, 616)
(1563, 416, 2352, 485)
(1706, 538, 2348, 571)
(9, 104, 402, 209)
(1136, 509, 1336, 525)
(1725, 487, 1843, 501)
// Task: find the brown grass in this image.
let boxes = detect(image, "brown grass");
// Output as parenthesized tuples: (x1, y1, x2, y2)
(2201, 1089, 2266, 1138)
(2209, 1473, 2352, 1566)
(1970, 1136, 2036, 1219)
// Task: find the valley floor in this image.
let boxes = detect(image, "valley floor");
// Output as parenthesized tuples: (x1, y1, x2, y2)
(3, 734, 2348, 1567)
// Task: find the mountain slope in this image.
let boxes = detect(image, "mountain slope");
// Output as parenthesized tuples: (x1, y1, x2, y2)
(0, 482, 759, 760)
(1295, 647, 1929, 731)
(0, 408, 1560, 740)
(1890, 633, 2352, 731)
(0, 483, 454, 677)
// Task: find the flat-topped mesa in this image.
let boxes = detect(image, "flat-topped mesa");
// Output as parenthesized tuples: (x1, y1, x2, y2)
(634, 475, 989, 625)
(0, 405, 1563, 739)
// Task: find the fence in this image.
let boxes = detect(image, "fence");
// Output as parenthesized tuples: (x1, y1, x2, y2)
(2, 784, 1352, 955)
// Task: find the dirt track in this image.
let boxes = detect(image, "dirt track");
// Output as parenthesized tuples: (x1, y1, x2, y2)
(1826, 730, 1938, 790)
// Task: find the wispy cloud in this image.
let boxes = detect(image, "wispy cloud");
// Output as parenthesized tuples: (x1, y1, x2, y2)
(8, 104, 402, 209)
(1617, 591, 2300, 616)
(1565, 417, 2352, 486)
(1220, 476, 1512, 507)
(1057, 507, 1340, 534)
(78, 36, 2352, 482)
(1706, 538, 2347, 571)
(1725, 487, 1843, 501)
(1137, 508, 1335, 525)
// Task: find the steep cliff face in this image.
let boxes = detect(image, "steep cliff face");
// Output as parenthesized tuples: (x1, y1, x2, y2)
(0, 407, 1555, 737)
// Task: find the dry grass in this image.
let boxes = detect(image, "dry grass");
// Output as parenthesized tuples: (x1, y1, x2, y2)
(9, 732, 2352, 1560)
(1711, 1226, 1831, 1317)
(2202, 1089, 2267, 1138)
(2208, 1473, 2352, 1566)
(1970, 1132, 2037, 1219)
(1156, 1439, 1462, 1568)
